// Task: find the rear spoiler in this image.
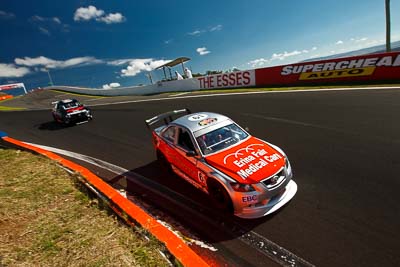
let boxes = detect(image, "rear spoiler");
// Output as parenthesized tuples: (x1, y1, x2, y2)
(145, 108, 191, 130)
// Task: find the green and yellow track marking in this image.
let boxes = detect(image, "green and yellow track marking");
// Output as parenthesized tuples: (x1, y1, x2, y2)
(51, 89, 107, 99)
(0, 106, 26, 111)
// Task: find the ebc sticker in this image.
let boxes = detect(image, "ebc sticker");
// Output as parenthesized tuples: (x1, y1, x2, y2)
(188, 114, 208, 121)
(198, 118, 217, 126)
(242, 195, 258, 203)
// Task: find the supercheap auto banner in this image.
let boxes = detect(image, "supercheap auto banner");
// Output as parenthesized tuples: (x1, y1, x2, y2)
(255, 52, 400, 86)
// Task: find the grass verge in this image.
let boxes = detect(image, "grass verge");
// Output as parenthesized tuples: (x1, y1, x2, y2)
(0, 106, 25, 111)
(0, 148, 169, 267)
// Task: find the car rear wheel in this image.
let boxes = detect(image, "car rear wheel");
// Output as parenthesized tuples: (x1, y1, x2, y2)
(208, 180, 233, 213)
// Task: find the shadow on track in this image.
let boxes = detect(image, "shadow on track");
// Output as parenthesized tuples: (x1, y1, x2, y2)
(36, 121, 71, 131)
(107, 160, 280, 245)
(36, 120, 90, 131)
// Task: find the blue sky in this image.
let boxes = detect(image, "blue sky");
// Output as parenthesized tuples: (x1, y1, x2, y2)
(1, 0, 399, 90)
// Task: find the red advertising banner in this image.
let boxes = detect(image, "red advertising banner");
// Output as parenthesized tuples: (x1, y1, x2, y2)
(255, 52, 400, 86)
(197, 70, 255, 89)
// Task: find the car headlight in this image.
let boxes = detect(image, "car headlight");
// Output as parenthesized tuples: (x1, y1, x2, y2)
(230, 183, 256, 192)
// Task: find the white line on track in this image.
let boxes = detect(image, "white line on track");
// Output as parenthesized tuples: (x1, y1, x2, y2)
(24, 142, 128, 174)
(169, 92, 191, 97)
(83, 97, 106, 102)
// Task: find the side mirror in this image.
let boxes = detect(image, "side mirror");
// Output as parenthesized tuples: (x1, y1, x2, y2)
(186, 151, 197, 157)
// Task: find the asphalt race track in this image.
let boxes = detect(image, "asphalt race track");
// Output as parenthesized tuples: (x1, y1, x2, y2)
(1, 88, 400, 266)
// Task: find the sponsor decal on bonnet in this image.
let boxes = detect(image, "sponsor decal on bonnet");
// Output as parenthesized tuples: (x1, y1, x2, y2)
(223, 143, 282, 180)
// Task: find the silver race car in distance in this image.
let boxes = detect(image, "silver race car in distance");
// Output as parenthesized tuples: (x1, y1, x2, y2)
(145, 109, 297, 219)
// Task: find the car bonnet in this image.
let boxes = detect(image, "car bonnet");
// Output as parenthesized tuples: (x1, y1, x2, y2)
(205, 136, 285, 184)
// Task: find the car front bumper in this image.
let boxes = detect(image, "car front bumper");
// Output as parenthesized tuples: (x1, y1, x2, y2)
(66, 111, 92, 122)
(234, 180, 297, 219)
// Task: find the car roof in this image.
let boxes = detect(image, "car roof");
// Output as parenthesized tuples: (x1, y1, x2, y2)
(172, 112, 232, 133)
(60, 99, 77, 104)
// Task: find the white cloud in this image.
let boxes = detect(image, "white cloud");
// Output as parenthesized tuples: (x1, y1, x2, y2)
(38, 27, 50, 35)
(0, 63, 30, 78)
(248, 46, 317, 67)
(108, 59, 135, 66)
(248, 58, 268, 67)
(14, 56, 103, 69)
(336, 40, 344, 45)
(31, 15, 45, 21)
(0, 10, 15, 19)
(74, 5, 125, 24)
(74, 6, 104, 21)
(350, 37, 368, 43)
(196, 47, 210, 56)
(188, 30, 203, 36)
(271, 50, 302, 61)
(164, 39, 173, 44)
(102, 82, 121, 89)
(29, 16, 65, 35)
(210, 25, 223, 32)
(53, 17, 61, 24)
(30, 15, 61, 24)
(120, 59, 171, 77)
(365, 39, 383, 46)
(189, 25, 223, 36)
(96, 13, 125, 24)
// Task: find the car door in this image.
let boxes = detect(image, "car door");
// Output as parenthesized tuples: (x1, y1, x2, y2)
(174, 127, 204, 185)
(159, 125, 178, 163)
(160, 125, 205, 188)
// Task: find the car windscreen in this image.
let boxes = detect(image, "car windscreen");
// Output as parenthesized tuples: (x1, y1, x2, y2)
(61, 101, 80, 109)
(196, 123, 248, 155)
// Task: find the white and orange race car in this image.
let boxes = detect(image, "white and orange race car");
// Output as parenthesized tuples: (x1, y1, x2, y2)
(145, 109, 297, 219)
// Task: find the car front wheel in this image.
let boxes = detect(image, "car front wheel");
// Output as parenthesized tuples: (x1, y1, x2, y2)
(208, 180, 233, 213)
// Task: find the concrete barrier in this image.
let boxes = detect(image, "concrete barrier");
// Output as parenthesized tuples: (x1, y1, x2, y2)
(45, 70, 256, 96)
(45, 52, 400, 96)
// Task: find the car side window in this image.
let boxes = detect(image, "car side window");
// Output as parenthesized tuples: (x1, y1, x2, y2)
(177, 128, 195, 151)
(162, 126, 176, 143)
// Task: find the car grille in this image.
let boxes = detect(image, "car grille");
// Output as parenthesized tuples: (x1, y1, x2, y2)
(261, 169, 285, 189)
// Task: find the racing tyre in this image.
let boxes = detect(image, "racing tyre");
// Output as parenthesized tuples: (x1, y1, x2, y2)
(208, 180, 233, 213)
(156, 150, 172, 174)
